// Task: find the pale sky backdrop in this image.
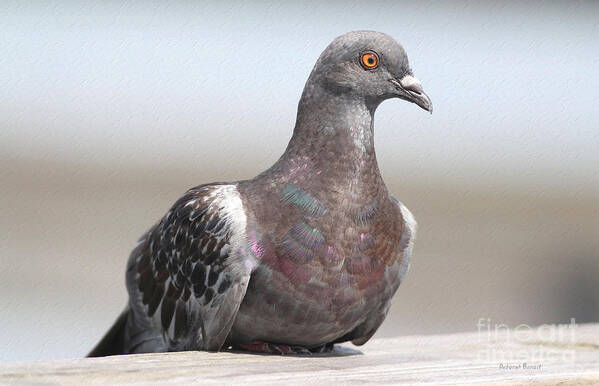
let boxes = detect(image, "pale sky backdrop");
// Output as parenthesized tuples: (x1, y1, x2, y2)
(1, 1, 598, 362)
(3, 1, 598, 191)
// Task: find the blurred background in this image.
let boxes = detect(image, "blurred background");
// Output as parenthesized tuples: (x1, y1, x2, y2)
(1, 1, 598, 363)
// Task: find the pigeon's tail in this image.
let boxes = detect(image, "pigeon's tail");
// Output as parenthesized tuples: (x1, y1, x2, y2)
(87, 308, 129, 357)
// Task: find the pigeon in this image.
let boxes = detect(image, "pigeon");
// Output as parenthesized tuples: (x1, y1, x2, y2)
(89, 30, 431, 357)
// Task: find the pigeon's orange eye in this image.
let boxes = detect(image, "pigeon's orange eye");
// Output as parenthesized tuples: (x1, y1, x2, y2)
(360, 52, 379, 69)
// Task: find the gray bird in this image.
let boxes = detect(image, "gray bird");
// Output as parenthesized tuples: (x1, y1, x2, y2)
(89, 30, 431, 356)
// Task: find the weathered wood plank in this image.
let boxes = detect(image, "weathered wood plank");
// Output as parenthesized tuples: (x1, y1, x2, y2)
(2, 324, 598, 384)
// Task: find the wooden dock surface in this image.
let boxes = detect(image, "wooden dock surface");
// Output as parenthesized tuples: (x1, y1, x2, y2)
(1, 323, 598, 384)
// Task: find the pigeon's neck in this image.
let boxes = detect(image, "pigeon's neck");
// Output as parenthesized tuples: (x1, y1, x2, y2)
(262, 84, 384, 194)
(291, 85, 376, 152)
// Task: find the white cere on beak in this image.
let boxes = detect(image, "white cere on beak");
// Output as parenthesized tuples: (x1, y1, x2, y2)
(399, 75, 424, 95)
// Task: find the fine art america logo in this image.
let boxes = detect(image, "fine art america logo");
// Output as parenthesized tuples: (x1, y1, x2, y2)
(476, 318, 577, 367)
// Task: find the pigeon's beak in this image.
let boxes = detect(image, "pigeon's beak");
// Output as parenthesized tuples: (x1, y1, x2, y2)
(390, 75, 433, 113)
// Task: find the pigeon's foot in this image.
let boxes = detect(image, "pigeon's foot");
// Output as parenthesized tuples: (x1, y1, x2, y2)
(233, 341, 335, 355)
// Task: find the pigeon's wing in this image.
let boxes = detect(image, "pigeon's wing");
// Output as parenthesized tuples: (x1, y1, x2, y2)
(389, 197, 416, 287)
(348, 197, 416, 346)
(126, 183, 254, 352)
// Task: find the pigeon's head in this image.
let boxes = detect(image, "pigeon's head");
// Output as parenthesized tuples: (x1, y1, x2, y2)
(311, 31, 432, 113)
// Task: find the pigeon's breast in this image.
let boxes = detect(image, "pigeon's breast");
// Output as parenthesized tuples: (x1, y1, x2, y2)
(230, 195, 405, 346)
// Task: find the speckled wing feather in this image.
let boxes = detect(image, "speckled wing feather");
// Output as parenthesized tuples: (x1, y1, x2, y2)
(125, 184, 253, 352)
